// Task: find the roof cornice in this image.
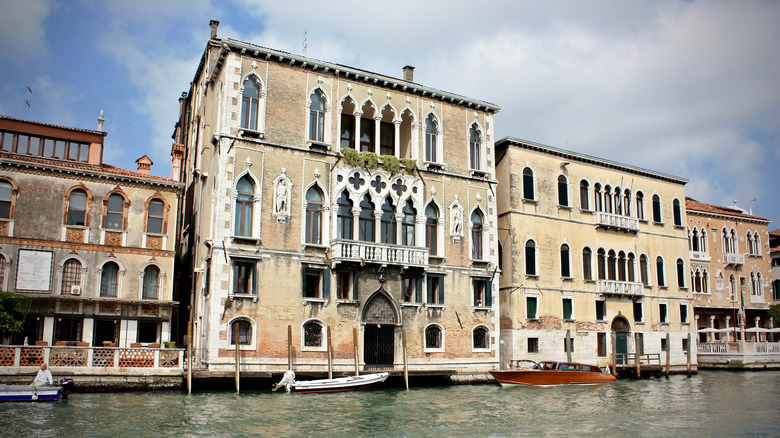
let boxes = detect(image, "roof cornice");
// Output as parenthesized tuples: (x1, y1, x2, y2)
(496, 136, 688, 185)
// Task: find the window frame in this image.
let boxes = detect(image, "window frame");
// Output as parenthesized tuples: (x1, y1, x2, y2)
(558, 175, 569, 207)
(472, 277, 492, 308)
(145, 198, 166, 235)
(472, 325, 490, 351)
(302, 265, 330, 302)
(232, 259, 257, 297)
(142, 265, 160, 299)
(423, 323, 444, 352)
(526, 295, 539, 320)
(302, 319, 327, 351)
(234, 176, 255, 238)
(240, 75, 263, 132)
(562, 296, 574, 321)
(525, 240, 537, 276)
(522, 167, 535, 201)
(304, 185, 323, 244)
(308, 89, 327, 143)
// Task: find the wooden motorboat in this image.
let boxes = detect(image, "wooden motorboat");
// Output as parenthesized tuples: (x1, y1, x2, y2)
(490, 361, 616, 386)
(273, 370, 390, 393)
(0, 384, 64, 402)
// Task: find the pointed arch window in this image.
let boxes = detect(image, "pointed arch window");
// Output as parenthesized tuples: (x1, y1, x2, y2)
(305, 186, 323, 244)
(471, 210, 484, 260)
(336, 192, 353, 239)
(627, 253, 636, 282)
(617, 251, 627, 281)
(636, 192, 645, 220)
(469, 124, 481, 171)
(558, 175, 568, 207)
(525, 240, 537, 276)
(597, 249, 606, 280)
(522, 168, 535, 200)
(309, 89, 326, 142)
(425, 114, 438, 162)
(67, 189, 88, 226)
(100, 261, 119, 297)
(425, 203, 438, 254)
(241, 76, 261, 130)
(380, 197, 397, 244)
(358, 194, 375, 242)
(640, 254, 649, 286)
(142, 265, 159, 299)
(235, 176, 254, 237)
(607, 250, 617, 280)
(401, 200, 416, 246)
(560, 244, 571, 278)
(623, 189, 632, 216)
(604, 186, 613, 213)
(594, 183, 603, 212)
(582, 247, 592, 280)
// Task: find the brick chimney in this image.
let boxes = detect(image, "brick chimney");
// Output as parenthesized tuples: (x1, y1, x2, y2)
(136, 155, 153, 175)
(209, 20, 219, 40)
(403, 65, 415, 82)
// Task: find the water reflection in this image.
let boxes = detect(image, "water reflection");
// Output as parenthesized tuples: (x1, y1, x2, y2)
(1, 371, 778, 437)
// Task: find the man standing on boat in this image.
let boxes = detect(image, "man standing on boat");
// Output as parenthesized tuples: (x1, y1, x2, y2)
(31, 363, 53, 387)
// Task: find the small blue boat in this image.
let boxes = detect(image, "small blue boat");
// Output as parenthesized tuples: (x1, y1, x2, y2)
(0, 379, 74, 402)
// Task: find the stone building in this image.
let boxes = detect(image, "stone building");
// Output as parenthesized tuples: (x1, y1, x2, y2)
(172, 21, 500, 376)
(0, 115, 182, 347)
(770, 229, 780, 305)
(495, 137, 695, 371)
(685, 198, 775, 341)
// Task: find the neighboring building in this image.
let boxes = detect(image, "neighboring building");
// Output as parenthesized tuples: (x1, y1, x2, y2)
(495, 137, 694, 371)
(770, 229, 780, 305)
(0, 115, 182, 348)
(685, 199, 774, 341)
(172, 22, 501, 376)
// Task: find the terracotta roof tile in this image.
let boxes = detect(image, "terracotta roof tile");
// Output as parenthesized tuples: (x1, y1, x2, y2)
(685, 197, 768, 221)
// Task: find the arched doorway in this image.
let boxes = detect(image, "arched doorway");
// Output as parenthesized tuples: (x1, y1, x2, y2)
(611, 315, 631, 365)
(362, 291, 397, 368)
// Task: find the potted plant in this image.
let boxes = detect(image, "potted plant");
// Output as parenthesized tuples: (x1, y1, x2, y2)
(54, 341, 67, 346)
(130, 343, 142, 348)
(76, 341, 90, 347)
(35, 341, 48, 346)
(149, 343, 161, 348)
(102, 340, 116, 347)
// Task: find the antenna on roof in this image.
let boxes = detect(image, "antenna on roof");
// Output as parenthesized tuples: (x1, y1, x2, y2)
(25, 85, 32, 108)
(302, 31, 308, 55)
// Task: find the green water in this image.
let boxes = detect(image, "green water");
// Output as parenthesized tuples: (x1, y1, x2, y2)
(2, 371, 778, 437)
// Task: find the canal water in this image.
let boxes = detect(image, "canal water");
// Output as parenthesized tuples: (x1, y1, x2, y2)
(2, 371, 778, 437)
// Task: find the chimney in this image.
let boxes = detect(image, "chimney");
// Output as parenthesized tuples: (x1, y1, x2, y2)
(403, 65, 415, 82)
(209, 20, 219, 40)
(97, 110, 105, 131)
(136, 155, 153, 175)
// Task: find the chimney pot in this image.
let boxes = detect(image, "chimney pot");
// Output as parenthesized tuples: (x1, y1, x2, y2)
(403, 65, 415, 83)
(209, 20, 220, 39)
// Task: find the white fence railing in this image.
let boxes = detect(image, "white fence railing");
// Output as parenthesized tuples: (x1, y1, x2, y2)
(598, 279, 644, 297)
(723, 253, 745, 265)
(594, 212, 639, 232)
(331, 239, 428, 267)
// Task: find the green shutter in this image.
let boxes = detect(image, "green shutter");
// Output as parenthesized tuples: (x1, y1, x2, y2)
(301, 266, 307, 297)
(323, 268, 330, 300)
(527, 297, 537, 319)
(427, 276, 434, 303)
(438, 276, 445, 305)
(486, 279, 492, 307)
(353, 271, 359, 300)
(415, 276, 423, 303)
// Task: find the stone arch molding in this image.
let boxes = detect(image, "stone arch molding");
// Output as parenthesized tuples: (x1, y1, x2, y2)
(362, 286, 401, 326)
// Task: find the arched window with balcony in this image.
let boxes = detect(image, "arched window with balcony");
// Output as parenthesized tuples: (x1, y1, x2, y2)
(614, 187, 622, 215)
(425, 114, 439, 162)
(627, 253, 636, 282)
(618, 251, 627, 281)
(336, 191, 353, 240)
(380, 197, 397, 244)
(425, 203, 439, 255)
(604, 186, 613, 213)
(234, 176, 254, 237)
(402, 200, 416, 246)
(309, 89, 326, 143)
(597, 248, 606, 280)
(471, 209, 484, 260)
(593, 183, 603, 212)
(623, 189, 632, 216)
(358, 194, 375, 242)
(607, 250, 617, 280)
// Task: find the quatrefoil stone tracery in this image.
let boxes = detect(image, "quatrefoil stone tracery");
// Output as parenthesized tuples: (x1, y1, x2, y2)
(349, 172, 366, 190)
(371, 176, 387, 194)
(392, 179, 407, 196)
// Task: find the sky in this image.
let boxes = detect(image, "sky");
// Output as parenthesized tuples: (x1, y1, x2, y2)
(0, 0, 778, 227)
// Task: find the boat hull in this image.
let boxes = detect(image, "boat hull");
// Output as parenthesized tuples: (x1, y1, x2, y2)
(290, 372, 390, 393)
(490, 369, 617, 386)
(0, 385, 63, 402)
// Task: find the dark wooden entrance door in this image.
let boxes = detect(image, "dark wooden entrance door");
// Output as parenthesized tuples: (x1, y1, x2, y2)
(615, 332, 628, 365)
(364, 324, 394, 367)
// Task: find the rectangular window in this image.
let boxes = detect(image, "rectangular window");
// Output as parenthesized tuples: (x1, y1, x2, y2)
(404, 276, 423, 303)
(472, 278, 492, 307)
(380, 121, 394, 156)
(680, 304, 689, 323)
(526, 296, 538, 320)
(337, 271, 353, 300)
(564, 337, 575, 353)
(0, 132, 13, 152)
(53, 316, 83, 343)
(682, 338, 690, 353)
(302, 266, 330, 300)
(137, 321, 159, 343)
(233, 261, 255, 295)
(659, 303, 668, 323)
(595, 300, 606, 321)
(359, 118, 374, 152)
(340, 114, 355, 150)
(597, 332, 607, 357)
(633, 300, 643, 323)
(661, 338, 668, 352)
(528, 337, 539, 353)
(562, 297, 573, 320)
(426, 275, 444, 305)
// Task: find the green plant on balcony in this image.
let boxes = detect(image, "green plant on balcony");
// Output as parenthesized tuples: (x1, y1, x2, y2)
(359, 151, 379, 169)
(380, 155, 400, 175)
(341, 147, 360, 167)
(400, 158, 418, 175)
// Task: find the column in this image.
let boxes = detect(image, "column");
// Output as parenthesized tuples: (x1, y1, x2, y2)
(394, 120, 401, 157)
(353, 113, 361, 150)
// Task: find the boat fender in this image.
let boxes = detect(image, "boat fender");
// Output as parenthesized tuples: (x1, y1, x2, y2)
(31, 393, 38, 401)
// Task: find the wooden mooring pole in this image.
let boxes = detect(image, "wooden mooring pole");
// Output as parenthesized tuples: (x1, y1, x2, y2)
(686, 332, 692, 377)
(234, 321, 240, 394)
(634, 332, 641, 378)
(565, 330, 572, 363)
(402, 328, 409, 390)
(327, 327, 333, 379)
(353, 327, 360, 376)
(287, 325, 293, 370)
(665, 333, 671, 379)
(611, 332, 617, 376)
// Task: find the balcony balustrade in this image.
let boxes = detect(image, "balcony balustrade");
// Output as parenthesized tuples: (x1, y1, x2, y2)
(723, 253, 745, 265)
(597, 279, 644, 297)
(594, 212, 639, 232)
(331, 239, 428, 268)
(689, 251, 711, 262)
(0, 345, 184, 372)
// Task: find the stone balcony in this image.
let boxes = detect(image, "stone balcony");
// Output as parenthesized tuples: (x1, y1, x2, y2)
(598, 279, 644, 297)
(689, 251, 711, 262)
(594, 212, 639, 232)
(331, 239, 428, 268)
(723, 253, 745, 265)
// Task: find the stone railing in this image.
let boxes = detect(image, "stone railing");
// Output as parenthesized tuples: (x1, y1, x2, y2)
(689, 251, 711, 262)
(697, 342, 780, 354)
(331, 239, 428, 267)
(723, 253, 745, 265)
(594, 212, 639, 232)
(0, 345, 184, 371)
(598, 279, 644, 297)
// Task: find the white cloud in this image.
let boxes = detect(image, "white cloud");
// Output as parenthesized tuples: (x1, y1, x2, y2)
(0, 0, 51, 61)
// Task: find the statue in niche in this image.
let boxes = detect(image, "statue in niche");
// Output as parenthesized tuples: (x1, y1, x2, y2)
(272, 169, 293, 223)
(449, 196, 464, 242)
